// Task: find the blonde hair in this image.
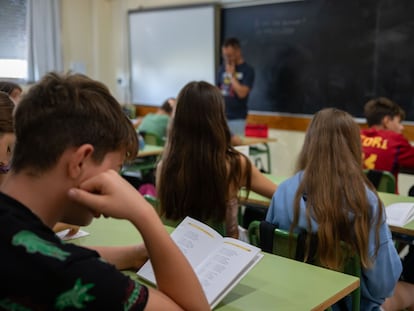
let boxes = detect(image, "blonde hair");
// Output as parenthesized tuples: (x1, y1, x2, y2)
(293, 108, 382, 270)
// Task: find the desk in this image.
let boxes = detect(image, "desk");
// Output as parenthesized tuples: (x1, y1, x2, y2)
(137, 144, 164, 158)
(73, 217, 359, 311)
(378, 192, 414, 236)
(239, 136, 277, 146)
(240, 174, 282, 207)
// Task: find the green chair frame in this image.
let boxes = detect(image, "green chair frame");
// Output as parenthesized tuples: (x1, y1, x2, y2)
(249, 143, 271, 174)
(121, 150, 161, 181)
(248, 220, 361, 311)
(363, 169, 396, 193)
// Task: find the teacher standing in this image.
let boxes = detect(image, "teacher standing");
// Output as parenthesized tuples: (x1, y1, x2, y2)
(217, 37, 255, 136)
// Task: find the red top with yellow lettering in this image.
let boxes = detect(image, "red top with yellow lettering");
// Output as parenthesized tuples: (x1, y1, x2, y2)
(361, 128, 414, 193)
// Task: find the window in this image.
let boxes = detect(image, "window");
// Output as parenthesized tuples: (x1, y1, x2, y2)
(0, 0, 28, 80)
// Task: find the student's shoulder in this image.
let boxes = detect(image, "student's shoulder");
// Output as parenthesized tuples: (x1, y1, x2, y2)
(276, 172, 302, 193)
(362, 128, 409, 141)
(383, 130, 412, 145)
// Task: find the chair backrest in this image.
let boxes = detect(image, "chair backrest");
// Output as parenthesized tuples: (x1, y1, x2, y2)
(248, 220, 361, 311)
(143, 194, 226, 235)
(363, 169, 396, 193)
(142, 131, 165, 146)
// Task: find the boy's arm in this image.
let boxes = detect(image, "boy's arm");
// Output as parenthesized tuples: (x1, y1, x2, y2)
(68, 170, 209, 311)
(132, 117, 143, 129)
(87, 244, 148, 270)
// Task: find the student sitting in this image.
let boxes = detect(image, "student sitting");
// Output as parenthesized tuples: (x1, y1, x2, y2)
(266, 108, 401, 310)
(156, 81, 277, 238)
(0, 91, 78, 236)
(0, 81, 23, 104)
(134, 97, 175, 143)
(360, 97, 414, 193)
(0, 72, 209, 310)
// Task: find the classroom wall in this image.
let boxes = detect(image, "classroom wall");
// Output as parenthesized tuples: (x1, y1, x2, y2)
(60, 0, 414, 195)
(61, 0, 291, 101)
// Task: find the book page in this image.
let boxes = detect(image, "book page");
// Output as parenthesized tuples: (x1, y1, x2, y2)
(137, 217, 224, 284)
(137, 217, 263, 308)
(56, 229, 89, 241)
(195, 237, 262, 307)
(386, 202, 414, 227)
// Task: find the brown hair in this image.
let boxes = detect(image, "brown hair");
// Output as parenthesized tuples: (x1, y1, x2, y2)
(157, 81, 251, 223)
(0, 92, 15, 134)
(160, 98, 174, 115)
(364, 97, 405, 127)
(0, 81, 22, 96)
(222, 37, 240, 49)
(293, 108, 382, 270)
(12, 72, 138, 174)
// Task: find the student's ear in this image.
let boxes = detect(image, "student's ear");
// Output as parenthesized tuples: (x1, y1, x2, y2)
(67, 144, 94, 179)
(382, 115, 392, 129)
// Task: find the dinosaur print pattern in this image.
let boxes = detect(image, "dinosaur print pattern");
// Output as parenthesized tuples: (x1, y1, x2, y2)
(0, 298, 31, 311)
(12, 230, 70, 261)
(55, 278, 95, 310)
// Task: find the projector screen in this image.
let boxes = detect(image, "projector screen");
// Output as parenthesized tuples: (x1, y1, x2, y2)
(128, 5, 219, 106)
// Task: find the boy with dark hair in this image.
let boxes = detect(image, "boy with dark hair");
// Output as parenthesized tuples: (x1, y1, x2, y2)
(0, 72, 208, 310)
(361, 97, 414, 193)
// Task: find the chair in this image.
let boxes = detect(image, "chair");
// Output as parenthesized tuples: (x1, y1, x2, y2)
(248, 220, 361, 311)
(249, 143, 271, 174)
(363, 169, 396, 193)
(121, 158, 157, 188)
(141, 131, 165, 146)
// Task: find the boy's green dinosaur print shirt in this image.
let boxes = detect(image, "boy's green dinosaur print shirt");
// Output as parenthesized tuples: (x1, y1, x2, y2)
(0, 192, 149, 310)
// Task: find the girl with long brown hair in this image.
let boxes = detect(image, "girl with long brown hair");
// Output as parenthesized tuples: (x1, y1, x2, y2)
(266, 108, 401, 310)
(157, 81, 276, 238)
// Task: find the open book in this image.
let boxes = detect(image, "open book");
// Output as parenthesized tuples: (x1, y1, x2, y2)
(137, 216, 263, 308)
(386, 202, 414, 227)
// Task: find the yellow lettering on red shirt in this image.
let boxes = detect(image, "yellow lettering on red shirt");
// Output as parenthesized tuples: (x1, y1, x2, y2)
(363, 154, 378, 169)
(371, 137, 382, 148)
(360, 135, 388, 150)
(361, 136, 373, 147)
(381, 139, 388, 150)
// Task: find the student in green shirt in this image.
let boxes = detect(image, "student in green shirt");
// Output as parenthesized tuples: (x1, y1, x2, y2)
(134, 98, 175, 141)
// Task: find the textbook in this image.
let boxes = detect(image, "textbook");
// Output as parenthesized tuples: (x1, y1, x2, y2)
(136, 216, 263, 308)
(386, 202, 414, 227)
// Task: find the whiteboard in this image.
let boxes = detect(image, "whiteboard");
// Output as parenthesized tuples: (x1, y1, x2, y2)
(128, 5, 219, 106)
